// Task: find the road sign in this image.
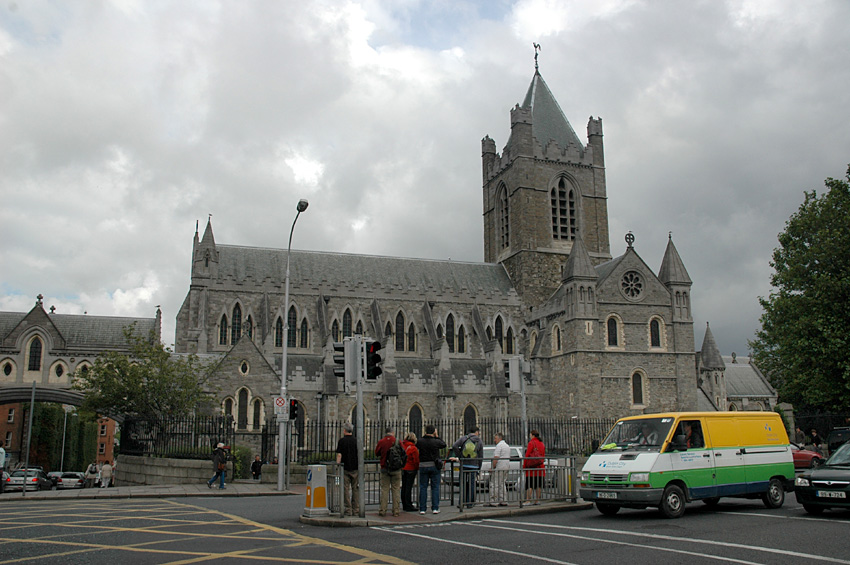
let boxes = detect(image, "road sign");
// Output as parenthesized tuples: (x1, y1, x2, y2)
(273, 395, 289, 418)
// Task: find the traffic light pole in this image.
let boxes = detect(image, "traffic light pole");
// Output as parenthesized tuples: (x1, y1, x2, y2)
(520, 360, 529, 442)
(354, 336, 366, 518)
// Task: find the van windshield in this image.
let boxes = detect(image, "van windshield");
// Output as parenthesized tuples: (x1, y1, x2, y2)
(599, 417, 675, 451)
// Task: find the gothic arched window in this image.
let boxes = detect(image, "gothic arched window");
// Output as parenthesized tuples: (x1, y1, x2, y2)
(446, 314, 455, 353)
(607, 318, 619, 347)
(505, 327, 514, 355)
(28, 337, 43, 371)
(245, 315, 253, 339)
(395, 313, 405, 351)
(457, 325, 466, 353)
(650, 319, 661, 347)
(408, 323, 416, 352)
(252, 399, 262, 429)
(632, 372, 644, 405)
(463, 405, 477, 434)
(287, 306, 297, 348)
(220, 316, 228, 345)
(385, 321, 393, 339)
(331, 320, 340, 342)
(551, 177, 577, 240)
(343, 309, 352, 338)
(409, 405, 423, 438)
(300, 318, 309, 348)
(231, 304, 242, 343)
(355, 320, 363, 335)
(275, 317, 283, 347)
(237, 388, 249, 429)
(499, 185, 509, 249)
(495, 316, 504, 351)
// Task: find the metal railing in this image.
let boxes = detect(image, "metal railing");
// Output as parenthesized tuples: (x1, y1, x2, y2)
(119, 416, 236, 459)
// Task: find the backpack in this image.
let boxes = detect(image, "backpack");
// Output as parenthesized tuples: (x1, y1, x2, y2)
(386, 440, 407, 472)
(461, 436, 477, 458)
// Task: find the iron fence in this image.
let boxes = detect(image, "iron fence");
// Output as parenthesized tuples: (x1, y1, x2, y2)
(120, 415, 236, 459)
(263, 417, 615, 465)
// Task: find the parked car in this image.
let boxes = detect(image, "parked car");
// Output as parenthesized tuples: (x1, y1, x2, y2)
(5, 469, 53, 492)
(826, 427, 850, 455)
(47, 471, 62, 488)
(791, 442, 824, 469)
(56, 472, 87, 489)
(795, 440, 850, 514)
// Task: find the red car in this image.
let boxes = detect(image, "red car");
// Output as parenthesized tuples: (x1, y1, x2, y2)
(791, 442, 823, 469)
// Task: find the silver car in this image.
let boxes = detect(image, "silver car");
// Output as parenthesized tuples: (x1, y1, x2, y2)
(5, 469, 53, 491)
(57, 472, 87, 489)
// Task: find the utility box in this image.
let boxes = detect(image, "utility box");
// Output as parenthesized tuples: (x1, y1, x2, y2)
(303, 465, 329, 517)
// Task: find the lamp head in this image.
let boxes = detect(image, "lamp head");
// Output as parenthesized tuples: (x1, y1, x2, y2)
(297, 199, 309, 213)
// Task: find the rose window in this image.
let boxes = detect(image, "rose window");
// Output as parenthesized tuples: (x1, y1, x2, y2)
(621, 271, 643, 299)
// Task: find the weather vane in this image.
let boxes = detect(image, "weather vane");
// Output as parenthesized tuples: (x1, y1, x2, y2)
(533, 42, 541, 71)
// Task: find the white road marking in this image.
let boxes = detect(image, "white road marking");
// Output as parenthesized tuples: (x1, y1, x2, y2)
(483, 519, 850, 564)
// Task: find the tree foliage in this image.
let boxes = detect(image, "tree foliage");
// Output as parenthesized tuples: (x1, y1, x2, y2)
(73, 326, 216, 419)
(750, 165, 850, 411)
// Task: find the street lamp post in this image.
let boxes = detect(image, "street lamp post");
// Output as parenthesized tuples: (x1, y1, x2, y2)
(278, 199, 309, 491)
(60, 405, 77, 473)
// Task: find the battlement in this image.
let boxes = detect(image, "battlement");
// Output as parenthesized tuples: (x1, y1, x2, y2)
(587, 116, 603, 137)
(510, 104, 532, 125)
(481, 135, 497, 154)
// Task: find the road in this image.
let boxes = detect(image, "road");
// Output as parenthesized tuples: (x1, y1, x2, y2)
(2, 494, 848, 564)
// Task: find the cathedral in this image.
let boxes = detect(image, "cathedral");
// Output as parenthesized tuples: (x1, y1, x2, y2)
(174, 67, 702, 432)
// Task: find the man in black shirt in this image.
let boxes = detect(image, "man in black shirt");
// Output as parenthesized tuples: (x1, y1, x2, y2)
(336, 423, 359, 516)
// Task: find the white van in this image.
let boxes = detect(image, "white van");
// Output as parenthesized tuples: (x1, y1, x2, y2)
(579, 412, 794, 518)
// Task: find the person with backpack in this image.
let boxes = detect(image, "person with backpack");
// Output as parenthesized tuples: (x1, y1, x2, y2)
(400, 432, 420, 511)
(375, 427, 405, 517)
(451, 426, 483, 508)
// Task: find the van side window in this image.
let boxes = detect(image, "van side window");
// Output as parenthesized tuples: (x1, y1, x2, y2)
(678, 420, 704, 449)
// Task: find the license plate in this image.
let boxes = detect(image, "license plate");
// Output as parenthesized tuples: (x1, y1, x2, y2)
(597, 491, 618, 499)
(816, 490, 846, 499)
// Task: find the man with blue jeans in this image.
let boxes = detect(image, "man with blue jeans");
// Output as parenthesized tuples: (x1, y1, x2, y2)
(207, 443, 228, 489)
(452, 426, 484, 508)
(416, 424, 446, 514)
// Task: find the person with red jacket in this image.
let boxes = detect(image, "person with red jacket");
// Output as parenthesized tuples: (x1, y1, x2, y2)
(400, 433, 420, 511)
(523, 430, 546, 505)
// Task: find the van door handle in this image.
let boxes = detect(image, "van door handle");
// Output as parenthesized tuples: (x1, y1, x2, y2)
(703, 454, 711, 458)
(714, 453, 722, 457)
(736, 450, 743, 455)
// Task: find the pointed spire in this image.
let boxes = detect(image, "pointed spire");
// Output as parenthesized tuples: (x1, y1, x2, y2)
(658, 233, 692, 285)
(200, 215, 216, 247)
(700, 322, 725, 370)
(562, 235, 598, 281)
(518, 71, 583, 151)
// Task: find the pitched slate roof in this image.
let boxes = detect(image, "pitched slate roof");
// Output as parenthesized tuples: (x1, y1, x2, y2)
(658, 236, 692, 285)
(723, 356, 777, 398)
(562, 236, 598, 281)
(214, 246, 518, 300)
(0, 311, 157, 350)
(698, 324, 725, 370)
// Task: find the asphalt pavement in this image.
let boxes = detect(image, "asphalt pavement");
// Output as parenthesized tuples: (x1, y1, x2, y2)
(0, 480, 592, 527)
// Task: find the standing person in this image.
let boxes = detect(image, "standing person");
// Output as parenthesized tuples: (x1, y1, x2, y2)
(810, 429, 823, 455)
(523, 430, 546, 505)
(488, 432, 510, 507)
(374, 427, 404, 517)
(416, 424, 446, 515)
(100, 460, 113, 488)
(251, 455, 264, 481)
(84, 462, 98, 488)
(207, 443, 228, 490)
(0, 440, 6, 494)
(452, 426, 484, 508)
(335, 423, 359, 516)
(400, 433, 420, 511)
(794, 426, 806, 445)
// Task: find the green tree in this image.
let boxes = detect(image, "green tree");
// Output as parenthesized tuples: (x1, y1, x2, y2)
(750, 165, 850, 411)
(72, 326, 216, 419)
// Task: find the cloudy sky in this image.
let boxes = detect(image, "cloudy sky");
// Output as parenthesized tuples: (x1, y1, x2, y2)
(2, 0, 848, 357)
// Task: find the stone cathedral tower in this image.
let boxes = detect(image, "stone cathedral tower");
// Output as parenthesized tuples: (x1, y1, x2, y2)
(482, 69, 611, 308)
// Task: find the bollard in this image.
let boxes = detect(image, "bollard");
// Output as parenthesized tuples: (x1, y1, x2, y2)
(303, 465, 329, 517)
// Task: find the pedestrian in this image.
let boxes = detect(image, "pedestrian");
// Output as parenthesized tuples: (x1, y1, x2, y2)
(488, 432, 510, 506)
(401, 432, 420, 511)
(85, 461, 98, 488)
(810, 429, 823, 455)
(523, 430, 545, 505)
(794, 426, 806, 445)
(451, 425, 484, 508)
(374, 427, 404, 517)
(251, 455, 264, 481)
(207, 442, 228, 490)
(335, 423, 359, 516)
(0, 440, 6, 494)
(416, 424, 446, 515)
(100, 460, 114, 488)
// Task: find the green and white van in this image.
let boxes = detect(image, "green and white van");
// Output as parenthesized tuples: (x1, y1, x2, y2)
(580, 412, 795, 518)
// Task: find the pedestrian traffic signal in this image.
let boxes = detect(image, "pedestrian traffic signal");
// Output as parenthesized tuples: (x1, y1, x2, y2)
(365, 339, 382, 381)
(289, 398, 299, 419)
(504, 357, 520, 389)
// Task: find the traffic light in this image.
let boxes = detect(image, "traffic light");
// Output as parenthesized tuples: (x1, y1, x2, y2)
(333, 338, 359, 387)
(365, 339, 383, 381)
(333, 341, 347, 379)
(289, 398, 299, 419)
(504, 357, 520, 389)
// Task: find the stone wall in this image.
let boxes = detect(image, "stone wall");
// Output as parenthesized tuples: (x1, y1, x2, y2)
(115, 455, 308, 486)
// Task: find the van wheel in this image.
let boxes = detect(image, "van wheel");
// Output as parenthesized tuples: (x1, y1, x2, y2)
(702, 497, 720, 507)
(659, 485, 686, 519)
(762, 478, 785, 509)
(596, 503, 620, 516)
(802, 504, 824, 515)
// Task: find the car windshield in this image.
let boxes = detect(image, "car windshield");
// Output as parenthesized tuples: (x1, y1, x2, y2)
(599, 417, 675, 451)
(825, 442, 850, 466)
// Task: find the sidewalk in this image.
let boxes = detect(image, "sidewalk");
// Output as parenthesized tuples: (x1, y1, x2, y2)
(0, 482, 593, 526)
